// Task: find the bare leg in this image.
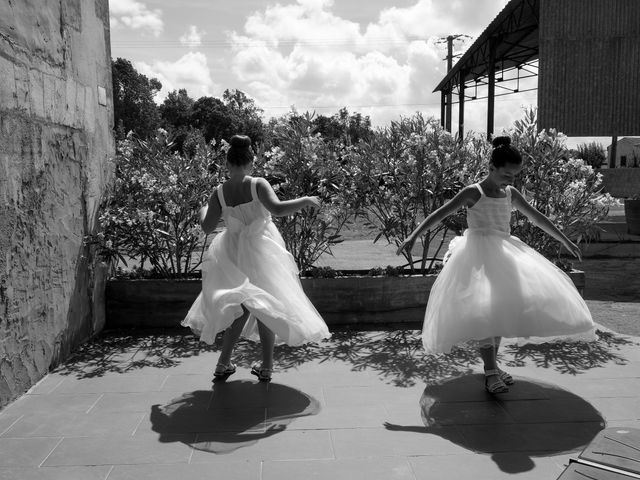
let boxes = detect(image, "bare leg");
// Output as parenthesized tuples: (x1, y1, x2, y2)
(479, 339, 498, 370)
(217, 306, 250, 367)
(256, 320, 275, 371)
(479, 337, 507, 392)
(491, 336, 514, 384)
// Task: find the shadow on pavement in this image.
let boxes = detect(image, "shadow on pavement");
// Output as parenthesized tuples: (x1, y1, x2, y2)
(58, 328, 635, 388)
(503, 330, 634, 374)
(385, 374, 605, 474)
(149, 380, 320, 454)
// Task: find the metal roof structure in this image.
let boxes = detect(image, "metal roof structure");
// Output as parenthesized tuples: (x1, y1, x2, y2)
(433, 0, 538, 98)
(434, 0, 640, 139)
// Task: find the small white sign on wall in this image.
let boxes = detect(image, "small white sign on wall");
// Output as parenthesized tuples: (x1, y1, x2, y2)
(97, 86, 107, 106)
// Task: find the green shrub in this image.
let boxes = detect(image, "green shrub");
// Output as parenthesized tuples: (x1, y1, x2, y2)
(91, 129, 220, 278)
(256, 112, 355, 271)
(349, 113, 486, 274)
(510, 108, 616, 259)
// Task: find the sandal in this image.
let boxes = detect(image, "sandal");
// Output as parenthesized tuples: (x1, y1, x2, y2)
(484, 369, 509, 394)
(250, 363, 272, 382)
(213, 362, 236, 381)
(498, 368, 515, 386)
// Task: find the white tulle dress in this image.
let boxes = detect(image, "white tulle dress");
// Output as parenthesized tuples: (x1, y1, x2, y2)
(182, 178, 330, 346)
(422, 183, 596, 354)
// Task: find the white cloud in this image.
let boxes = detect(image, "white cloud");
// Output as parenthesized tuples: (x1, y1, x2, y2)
(110, 0, 163, 36)
(135, 52, 218, 102)
(180, 25, 205, 47)
(232, 0, 494, 124)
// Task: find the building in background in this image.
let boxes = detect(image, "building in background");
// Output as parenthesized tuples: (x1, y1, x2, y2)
(606, 137, 640, 168)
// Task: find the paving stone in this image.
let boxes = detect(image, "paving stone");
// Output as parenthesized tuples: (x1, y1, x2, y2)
(50, 374, 168, 395)
(331, 426, 469, 458)
(41, 434, 193, 466)
(409, 452, 566, 480)
(0, 437, 62, 467)
(2, 394, 101, 416)
(262, 457, 416, 480)
(1, 411, 144, 438)
(0, 466, 112, 480)
(106, 461, 259, 480)
(189, 429, 333, 463)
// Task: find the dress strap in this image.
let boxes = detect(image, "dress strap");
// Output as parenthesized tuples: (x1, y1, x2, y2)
(216, 185, 227, 208)
(250, 177, 259, 201)
(475, 183, 485, 196)
(505, 185, 513, 200)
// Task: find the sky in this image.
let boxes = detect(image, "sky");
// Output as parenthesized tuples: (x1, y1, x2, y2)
(109, 0, 608, 146)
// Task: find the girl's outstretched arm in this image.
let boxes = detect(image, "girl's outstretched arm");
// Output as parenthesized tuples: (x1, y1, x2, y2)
(396, 186, 479, 256)
(510, 187, 582, 260)
(200, 188, 222, 234)
(256, 177, 320, 217)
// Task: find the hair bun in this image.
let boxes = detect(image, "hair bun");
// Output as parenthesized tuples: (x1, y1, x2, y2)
(229, 135, 251, 148)
(492, 136, 511, 148)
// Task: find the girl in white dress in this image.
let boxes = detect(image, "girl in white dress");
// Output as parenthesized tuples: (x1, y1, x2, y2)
(182, 135, 330, 382)
(397, 136, 595, 394)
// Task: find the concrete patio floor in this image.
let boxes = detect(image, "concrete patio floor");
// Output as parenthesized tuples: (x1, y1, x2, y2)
(1, 325, 639, 480)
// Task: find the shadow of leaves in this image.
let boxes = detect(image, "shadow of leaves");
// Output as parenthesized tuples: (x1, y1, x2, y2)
(57, 327, 636, 387)
(502, 330, 635, 375)
(56, 329, 219, 378)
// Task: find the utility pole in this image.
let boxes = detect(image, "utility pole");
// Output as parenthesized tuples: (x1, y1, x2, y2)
(437, 35, 472, 133)
(445, 35, 453, 133)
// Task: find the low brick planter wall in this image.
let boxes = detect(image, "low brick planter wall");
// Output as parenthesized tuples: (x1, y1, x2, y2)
(105, 270, 586, 329)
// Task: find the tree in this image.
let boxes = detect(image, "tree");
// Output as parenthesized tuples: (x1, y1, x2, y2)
(159, 89, 194, 130)
(190, 96, 236, 144)
(222, 89, 265, 145)
(112, 58, 162, 139)
(312, 107, 373, 145)
(575, 141, 606, 169)
(159, 89, 195, 153)
(189, 90, 265, 146)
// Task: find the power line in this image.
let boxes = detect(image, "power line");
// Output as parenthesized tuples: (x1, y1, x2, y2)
(261, 94, 537, 110)
(111, 36, 447, 49)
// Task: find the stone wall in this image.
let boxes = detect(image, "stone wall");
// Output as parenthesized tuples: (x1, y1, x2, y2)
(0, 0, 114, 407)
(600, 168, 640, 198)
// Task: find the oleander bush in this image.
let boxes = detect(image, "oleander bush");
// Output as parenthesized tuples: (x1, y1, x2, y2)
(255, 112, 355, 271)
(348, 113, 487, 274)
(91, 108, 614, 279)
(510, 108, 616, 259)
(90, 129, 220, 278)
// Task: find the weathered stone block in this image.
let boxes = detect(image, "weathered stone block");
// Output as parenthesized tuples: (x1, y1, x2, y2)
(63, 79, 77, 127)
(42, 73, 55, 122)
(0, 56, 17, 110)
(28, 68, 45, 119)
(14, 63, 30, 113)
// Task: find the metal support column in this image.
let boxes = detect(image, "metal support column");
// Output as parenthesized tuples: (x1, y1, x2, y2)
(445, 36, 453, 133)
(458, 71, 465, 139)
(487, 37, 496, 141)
(441, 91, 446, 129)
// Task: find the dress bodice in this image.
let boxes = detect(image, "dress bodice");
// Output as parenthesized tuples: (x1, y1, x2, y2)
(466, 183, 512, 235)
(217, 178, 271, 235)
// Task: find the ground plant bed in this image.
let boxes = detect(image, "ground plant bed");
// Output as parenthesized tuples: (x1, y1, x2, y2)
(105, 269, 586, 329)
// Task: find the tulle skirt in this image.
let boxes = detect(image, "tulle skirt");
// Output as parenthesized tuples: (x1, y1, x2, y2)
(422, 229, 596, 354)
(182, 220, 330, 346)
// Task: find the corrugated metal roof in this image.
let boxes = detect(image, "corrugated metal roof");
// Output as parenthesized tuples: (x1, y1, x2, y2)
(433, 0, 539, 93)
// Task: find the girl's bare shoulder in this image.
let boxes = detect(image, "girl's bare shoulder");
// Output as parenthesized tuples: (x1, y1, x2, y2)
(459, 184, 482, 207)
